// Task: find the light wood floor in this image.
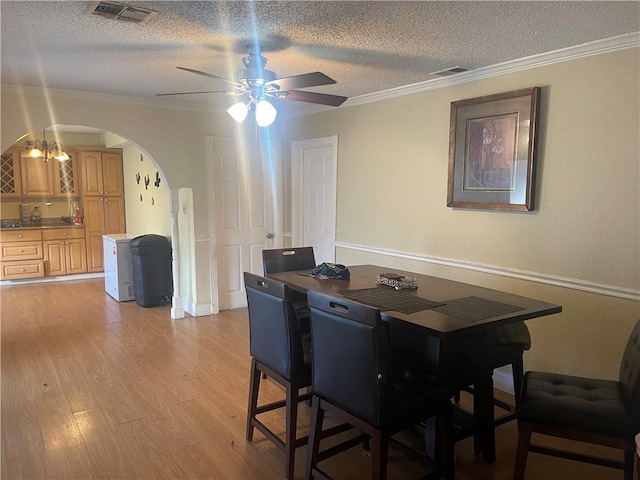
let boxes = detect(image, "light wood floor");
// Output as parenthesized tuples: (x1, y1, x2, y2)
(1, 279, 630, 479)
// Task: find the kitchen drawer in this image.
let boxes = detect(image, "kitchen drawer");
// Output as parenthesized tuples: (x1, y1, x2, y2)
(0, 241, 43, 261)
(0, 229, 42, 242)
(42, 228, 85, 241)
(0, 260, 45, 280)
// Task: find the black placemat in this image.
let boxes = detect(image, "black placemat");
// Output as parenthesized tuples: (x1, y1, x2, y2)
(338, 287, 444, 314)
(432, 296, 524, 322)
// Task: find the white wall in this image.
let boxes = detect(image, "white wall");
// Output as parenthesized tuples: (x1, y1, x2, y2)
(285, 48, 640, 381)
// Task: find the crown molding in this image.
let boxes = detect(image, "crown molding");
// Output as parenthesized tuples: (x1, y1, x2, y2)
(0, 84, 221, 112)
(2, 32, 637, 116)
(288, 32, 640, 118)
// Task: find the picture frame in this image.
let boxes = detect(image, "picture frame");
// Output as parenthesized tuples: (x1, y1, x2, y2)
(447, 87, 541, 211)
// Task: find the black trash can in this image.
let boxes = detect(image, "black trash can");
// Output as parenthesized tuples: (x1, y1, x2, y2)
(129, 234, 172, 307)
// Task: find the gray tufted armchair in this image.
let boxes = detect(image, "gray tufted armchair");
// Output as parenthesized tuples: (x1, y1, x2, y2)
(513, 318, 640, 480)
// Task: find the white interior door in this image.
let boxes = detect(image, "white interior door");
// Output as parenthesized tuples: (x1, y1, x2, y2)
(292, 136, 337, 264)
(210, 137, 282, 310)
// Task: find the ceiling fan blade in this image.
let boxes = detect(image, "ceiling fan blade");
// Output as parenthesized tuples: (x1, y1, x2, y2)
(280, 89, 347, 107)
(156, 90, 229, 97)
(176, 67, 240, 87)
(267, 72, 336, 91)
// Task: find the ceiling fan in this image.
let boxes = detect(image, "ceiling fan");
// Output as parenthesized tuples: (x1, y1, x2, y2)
(157, 46, 348, 126)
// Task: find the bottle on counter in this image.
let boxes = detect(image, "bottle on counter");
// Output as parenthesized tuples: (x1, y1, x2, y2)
(20, 203, 31, 225)
(30, 206, 41, 225)
(74, 206, 83, 225)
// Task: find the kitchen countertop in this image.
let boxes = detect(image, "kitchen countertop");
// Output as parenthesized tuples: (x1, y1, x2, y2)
(0, 219, 85, 230)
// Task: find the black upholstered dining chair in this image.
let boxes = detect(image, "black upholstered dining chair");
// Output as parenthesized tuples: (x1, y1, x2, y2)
(262, 246, 316, 324)
(262, 246, 317, 275)
(243, 272, 313, 480)
(513, 319, 640, 480)
(305, 291, 455, 480)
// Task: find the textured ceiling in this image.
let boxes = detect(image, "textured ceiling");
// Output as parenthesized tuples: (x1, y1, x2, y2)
(1, 1, 639, 116)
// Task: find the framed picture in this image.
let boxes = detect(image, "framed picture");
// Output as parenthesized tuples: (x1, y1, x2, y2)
(447, 87, 541, 211)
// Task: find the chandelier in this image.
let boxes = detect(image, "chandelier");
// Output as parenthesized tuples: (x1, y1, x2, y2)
(26, 129, 70, 162)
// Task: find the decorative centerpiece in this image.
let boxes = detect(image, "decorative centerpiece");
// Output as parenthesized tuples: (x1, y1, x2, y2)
(376, 272, 418, 290)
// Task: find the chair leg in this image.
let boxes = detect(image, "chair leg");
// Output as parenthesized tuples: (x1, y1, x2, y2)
(246, 358, 261, 442)
(513, 421, 532, 480)
(623, 449, 634, 480)
(512, 356, 524, 409)
(285, 382, 300, 480)
(305, 396, 324, 480)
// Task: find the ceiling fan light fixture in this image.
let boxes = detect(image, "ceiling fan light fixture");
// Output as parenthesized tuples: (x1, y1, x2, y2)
(255, 99, 277, 127)
(227, 102, 249, 124)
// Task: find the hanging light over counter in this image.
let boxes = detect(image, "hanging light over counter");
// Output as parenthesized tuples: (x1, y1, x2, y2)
(26, 129, 70, 162)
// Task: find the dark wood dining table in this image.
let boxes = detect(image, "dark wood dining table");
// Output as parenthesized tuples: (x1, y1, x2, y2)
(268, 264, 563, 462)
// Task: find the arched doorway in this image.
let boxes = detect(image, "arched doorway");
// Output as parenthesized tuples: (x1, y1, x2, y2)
(1, 125, 187, 318)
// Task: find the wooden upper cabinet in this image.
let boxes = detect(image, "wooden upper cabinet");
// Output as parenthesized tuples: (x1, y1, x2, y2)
(79, 149, 123, 197)
(2, 147, 78, 197)
(20, 155, 54, 197)
(79, 151, 103, 196)
(102, 152, 124, 197)
(54, 157, 79, 197)
(0, 148, 22, 197)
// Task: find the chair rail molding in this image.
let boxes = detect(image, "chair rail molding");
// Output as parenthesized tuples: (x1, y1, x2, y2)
(335, 242, 639, 302)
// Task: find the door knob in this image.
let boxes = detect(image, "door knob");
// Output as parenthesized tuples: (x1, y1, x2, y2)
(266, 233, 274, 239)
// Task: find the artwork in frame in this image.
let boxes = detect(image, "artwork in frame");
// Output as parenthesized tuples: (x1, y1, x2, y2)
(447, 87, 541, 211)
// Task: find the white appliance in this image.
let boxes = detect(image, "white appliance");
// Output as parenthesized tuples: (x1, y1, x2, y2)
(103, 234, 138, 301)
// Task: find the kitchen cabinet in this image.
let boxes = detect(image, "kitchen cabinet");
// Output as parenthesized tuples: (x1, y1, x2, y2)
(0, 229, 44, 280)
(43, 228, 87, 276)
(53, 156, 79, 197)
(84, 193, 126, 272)
(77, 148, 125, 272)
(20, 154, 55, 196)
(79, 150, 124, 197)
(0, 148, 23, 198)
(1, 146, 79, 198)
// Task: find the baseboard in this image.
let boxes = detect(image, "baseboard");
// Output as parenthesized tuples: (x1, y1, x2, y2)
(182, 299, 215, 317)
(493, 368, 515, 395)
(0, 272, 104, 287)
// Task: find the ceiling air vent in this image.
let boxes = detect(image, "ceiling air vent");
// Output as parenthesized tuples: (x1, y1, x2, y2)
(430, 66, 468, 77)
(85, 1, 158, 23)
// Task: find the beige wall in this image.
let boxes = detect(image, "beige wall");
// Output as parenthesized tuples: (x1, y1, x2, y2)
(120, 144, 171, 238)
(285, 48, 639, 381)
(2, 48, 638, 380)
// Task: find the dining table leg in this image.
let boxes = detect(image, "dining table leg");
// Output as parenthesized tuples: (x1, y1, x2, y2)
(423, 416, 438, 459)
(474, 371, 496, 462)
